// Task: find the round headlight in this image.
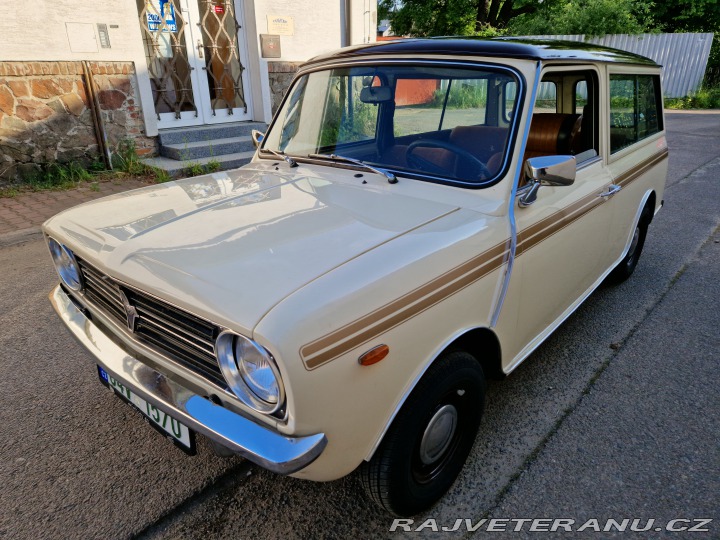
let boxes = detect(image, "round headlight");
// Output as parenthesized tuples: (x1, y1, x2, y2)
(216, 332, 283, 413)
(48, 237, 83, 291)
(234, 337, 280, 404)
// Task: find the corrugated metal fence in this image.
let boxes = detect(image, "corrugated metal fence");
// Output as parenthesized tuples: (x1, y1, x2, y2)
(526, 33, 714, 98)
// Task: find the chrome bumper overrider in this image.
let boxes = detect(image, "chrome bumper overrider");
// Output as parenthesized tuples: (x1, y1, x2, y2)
(50, 285, 327, 475)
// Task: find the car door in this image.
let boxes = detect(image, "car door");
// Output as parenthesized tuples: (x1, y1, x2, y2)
(509, 68, 618, 358)
(513, 158, 615, 350)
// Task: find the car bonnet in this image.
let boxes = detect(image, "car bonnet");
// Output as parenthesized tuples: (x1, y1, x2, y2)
(43, 164, 459, 335)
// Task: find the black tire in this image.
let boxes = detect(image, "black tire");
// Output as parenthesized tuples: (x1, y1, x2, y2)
(607, 204, 652, 285)
(360, 350, 485, 516)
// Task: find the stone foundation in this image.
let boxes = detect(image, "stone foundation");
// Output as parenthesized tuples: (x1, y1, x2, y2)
(268, 62, 303, 115)
(0, 61, 156, 184)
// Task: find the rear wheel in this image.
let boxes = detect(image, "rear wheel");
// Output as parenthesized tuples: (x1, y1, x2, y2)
(607, 204, 652, 284)
(360, 350, 485, 516)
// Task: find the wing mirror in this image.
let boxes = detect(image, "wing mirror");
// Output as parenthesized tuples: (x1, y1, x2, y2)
(519, 155, 576, 207)
(251, 129, 265, 149)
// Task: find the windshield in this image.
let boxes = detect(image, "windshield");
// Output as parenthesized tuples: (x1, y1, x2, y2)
(262, 63, 521, 187)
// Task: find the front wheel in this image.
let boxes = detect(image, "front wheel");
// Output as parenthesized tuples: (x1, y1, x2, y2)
(360, 351, 485, 516)
(607, 204, 652, 284)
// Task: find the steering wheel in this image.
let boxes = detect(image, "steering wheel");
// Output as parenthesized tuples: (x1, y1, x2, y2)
(406, 139, 491, 180)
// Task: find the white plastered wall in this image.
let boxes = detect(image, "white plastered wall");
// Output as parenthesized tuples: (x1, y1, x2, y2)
(249, 0, 377, 122)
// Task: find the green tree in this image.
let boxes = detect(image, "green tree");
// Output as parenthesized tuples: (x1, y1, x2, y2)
(378, 0, 538, 37)
(650, 0, 720, 33)
(508, 0, 653, 37)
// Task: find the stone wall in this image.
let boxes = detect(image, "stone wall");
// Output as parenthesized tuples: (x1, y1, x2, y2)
(267, 62, 303, 116)
(0, 61, 156, 184)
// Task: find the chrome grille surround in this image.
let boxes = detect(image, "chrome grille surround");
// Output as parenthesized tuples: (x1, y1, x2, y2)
(75, 257, 225, 388)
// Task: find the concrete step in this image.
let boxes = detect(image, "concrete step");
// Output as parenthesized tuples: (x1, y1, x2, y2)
(160, 135, 256, 160)
(142, 150, 257, 178)
(158, 121, 268, 146)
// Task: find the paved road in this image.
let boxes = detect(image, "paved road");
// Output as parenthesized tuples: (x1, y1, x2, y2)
(1, 113, 718, 539)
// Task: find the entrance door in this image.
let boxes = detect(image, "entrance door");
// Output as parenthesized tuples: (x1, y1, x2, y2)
(137, 0, 253, 128)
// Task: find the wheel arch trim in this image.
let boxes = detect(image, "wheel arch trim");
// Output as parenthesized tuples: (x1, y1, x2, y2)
(619, 189, 656, 263)
(364, 326, 501, 461)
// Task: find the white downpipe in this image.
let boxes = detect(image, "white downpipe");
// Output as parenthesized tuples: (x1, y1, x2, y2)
(341, 0, 351, 47)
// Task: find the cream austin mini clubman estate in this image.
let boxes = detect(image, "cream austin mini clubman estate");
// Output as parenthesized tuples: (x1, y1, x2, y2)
(45, 38, 668, 516)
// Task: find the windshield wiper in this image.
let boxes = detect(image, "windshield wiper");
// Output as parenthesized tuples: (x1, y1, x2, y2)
(309, 153, 398, 184)
(260, 147, 298, 168)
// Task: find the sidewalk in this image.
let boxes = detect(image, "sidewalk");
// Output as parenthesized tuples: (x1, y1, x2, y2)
(0, 179, 149, 246)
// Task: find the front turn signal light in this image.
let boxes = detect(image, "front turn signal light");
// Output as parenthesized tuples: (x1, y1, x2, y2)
(358, 344, 389, 366)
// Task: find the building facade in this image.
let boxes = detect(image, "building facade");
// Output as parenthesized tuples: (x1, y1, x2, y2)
(0, 1, 377, 181)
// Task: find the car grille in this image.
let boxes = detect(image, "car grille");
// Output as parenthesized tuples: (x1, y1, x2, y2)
(76, 257, 226, 388)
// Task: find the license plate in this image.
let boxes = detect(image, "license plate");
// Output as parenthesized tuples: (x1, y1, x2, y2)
(97, 366, 196, 455)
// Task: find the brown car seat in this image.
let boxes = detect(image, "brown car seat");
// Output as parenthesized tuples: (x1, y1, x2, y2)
(524, 113, 582, 161)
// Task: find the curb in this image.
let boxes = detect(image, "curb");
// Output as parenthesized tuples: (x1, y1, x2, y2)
(664, 108, 720, 115)
(0, 227, 44, 249)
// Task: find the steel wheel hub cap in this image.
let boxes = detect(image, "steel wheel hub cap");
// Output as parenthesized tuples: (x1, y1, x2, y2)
(419, 404, 458, 465)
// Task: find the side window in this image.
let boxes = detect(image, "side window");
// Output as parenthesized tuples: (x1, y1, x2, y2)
(319, 74, 380, 148)
(441, 79, 488, 130)
(535, 81, 557, 112)
(610, 74, 663, 153)
(574, 81, 587, 115)
(637, 76, 661, 138)
(392, 77, 492, 135)
(392, 78, 443, 136)
(395, 77, 498, 137)
(526, 71, 597, 165)
(503, 81, 518, 123)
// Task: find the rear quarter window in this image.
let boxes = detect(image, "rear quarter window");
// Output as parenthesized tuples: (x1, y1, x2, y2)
(610, 74, 663, 153)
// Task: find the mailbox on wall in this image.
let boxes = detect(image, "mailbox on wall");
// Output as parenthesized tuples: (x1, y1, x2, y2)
(260, 34, 281, 58)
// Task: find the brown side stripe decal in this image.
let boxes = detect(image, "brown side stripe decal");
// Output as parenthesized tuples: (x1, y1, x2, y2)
(301, 240, 511, 369)
(518, 194, 603, 255)
(300, 149, 668, 369)
(616, 148, 668, 188)
(518, 149, 668, 255)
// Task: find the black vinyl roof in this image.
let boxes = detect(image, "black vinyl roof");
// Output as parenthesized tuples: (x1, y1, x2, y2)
(305, 37, 659, 67)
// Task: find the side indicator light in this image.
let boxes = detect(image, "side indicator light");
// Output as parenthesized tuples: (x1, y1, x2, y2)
(358, 344, 389, 366)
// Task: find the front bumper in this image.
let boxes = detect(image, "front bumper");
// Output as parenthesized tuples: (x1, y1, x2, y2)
(50, 285, 327, 475)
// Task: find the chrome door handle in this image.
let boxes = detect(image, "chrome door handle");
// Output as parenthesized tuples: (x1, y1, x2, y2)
(599, 184, 622, 197)
(197, 39, 204, 59)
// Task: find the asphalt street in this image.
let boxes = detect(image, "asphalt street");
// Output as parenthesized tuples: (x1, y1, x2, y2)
(0, 112, 718, 539)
